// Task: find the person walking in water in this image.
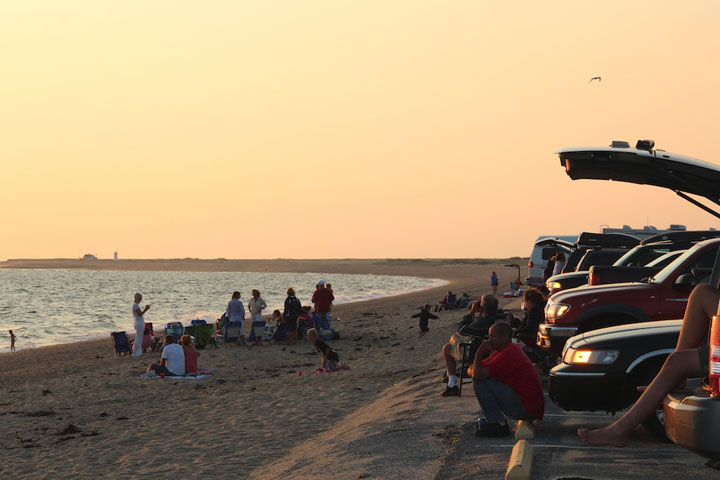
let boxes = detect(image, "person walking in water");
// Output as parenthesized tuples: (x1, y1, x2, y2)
(132, 293, 151, 357)
(9, 330, 16, 352)
(226, 291, 247, 346)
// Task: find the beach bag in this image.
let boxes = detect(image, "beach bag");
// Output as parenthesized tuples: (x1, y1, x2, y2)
(319, 328, 333, 341)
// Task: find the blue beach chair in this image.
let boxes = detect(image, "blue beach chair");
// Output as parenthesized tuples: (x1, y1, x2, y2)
(221, 321, 244, 345)
(111, 331, 131, 356)
(164, 322, 184, 342)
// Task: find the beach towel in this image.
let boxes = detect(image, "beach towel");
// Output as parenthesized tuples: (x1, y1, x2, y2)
(140, 368, 217, 379)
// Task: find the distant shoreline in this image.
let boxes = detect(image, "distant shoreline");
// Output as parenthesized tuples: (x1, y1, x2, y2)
(0, 257, 528, 276)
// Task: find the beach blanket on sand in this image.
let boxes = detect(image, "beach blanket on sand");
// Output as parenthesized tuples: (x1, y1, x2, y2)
(140, 368, 217, 379)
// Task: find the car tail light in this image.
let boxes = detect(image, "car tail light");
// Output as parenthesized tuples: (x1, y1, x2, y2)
(710, 314, 720, 397)
(528, 261, 534, 268)
(589, 271, 599, 285)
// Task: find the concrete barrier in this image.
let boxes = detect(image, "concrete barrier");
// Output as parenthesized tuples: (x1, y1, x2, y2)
(505, 439, 533, 480)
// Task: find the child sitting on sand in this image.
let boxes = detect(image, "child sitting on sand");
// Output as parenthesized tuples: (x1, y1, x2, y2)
(306, 328, 339, 371)
(180, 334, 200, 374)
(297, 306, 313, 340)
(411, 304, 439, 337)
(270, 310, 287, 342)
(9, 330, 16, 352)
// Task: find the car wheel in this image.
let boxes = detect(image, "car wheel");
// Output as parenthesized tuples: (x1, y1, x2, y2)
(637, 365, 670, 442)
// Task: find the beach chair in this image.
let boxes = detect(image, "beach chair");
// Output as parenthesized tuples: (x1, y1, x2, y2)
(111, 331, 131, 356)
(164, 322, 184, 342)
(247, 321, 266, 343)
(193, 323, 215, 349)
(220, 320, 244, 345)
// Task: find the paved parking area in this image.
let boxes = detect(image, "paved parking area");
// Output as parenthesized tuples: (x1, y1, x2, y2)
(436, 388, 720, 479)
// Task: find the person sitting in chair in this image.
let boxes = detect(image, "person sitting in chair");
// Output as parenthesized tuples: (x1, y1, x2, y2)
(440, 294, 502, 396)
(147, 335, 185, 376)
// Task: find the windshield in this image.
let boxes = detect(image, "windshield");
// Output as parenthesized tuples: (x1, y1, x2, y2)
(651, 243, 717, 283)
(613, 245, 668, 267)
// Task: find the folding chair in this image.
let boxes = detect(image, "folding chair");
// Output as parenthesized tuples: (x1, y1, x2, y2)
(220, 321, 244, 345)
(164, 322, 184, 342)
(111, 331, 131, 356)
(193, 323, 216, 349)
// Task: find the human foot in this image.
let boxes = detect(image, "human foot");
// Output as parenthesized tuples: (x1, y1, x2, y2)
(577, 427, 629, 447)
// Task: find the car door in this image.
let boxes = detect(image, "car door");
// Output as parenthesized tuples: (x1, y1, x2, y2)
(658, 246, 719, 319)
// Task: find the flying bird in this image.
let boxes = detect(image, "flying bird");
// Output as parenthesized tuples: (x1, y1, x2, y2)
(588, 76, 602, 83)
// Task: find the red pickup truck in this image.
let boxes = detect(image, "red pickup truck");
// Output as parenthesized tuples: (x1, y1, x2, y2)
(538, 238, 720, 354)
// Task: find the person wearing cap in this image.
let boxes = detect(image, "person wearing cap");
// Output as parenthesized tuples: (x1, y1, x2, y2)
(311, 281, 335, 328)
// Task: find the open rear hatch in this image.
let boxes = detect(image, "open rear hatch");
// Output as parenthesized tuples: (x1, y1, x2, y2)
(557, 140, 720, 219)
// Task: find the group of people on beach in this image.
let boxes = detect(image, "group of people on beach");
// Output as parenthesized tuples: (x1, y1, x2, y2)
(220, 281, 335, 347)
(131, 280, 340, 374)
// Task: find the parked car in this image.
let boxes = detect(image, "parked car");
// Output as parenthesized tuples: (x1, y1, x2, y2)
(549, 319, 681, 440)
(539, 238, 719, 355)
(553, 139, 720, 460)
(546, 230, 720, 295)
(527, 235, 576, 286)
(561, 232, 640, 274)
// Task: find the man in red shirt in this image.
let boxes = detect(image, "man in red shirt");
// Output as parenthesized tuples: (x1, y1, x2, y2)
(468, 322, 544, 437)
(311, 281, 335, 325)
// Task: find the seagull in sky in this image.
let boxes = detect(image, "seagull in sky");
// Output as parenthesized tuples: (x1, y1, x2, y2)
(588, 76, 602, 83)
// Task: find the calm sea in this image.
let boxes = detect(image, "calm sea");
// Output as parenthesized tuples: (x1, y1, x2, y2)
(0, 269, 445, 352)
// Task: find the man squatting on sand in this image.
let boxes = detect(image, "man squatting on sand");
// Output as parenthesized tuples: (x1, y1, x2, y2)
(441, 294, 502, 396)
(579, 283, 720, 446)
(468, 321, 545, 436)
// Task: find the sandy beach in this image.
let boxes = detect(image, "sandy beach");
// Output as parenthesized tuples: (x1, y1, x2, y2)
(0, 258, 521, 479)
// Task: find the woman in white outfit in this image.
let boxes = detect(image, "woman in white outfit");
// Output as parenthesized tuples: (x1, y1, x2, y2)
(226, 291, 247, 346)
(132, 293, 151, 357)
(248, 289, 268, 344)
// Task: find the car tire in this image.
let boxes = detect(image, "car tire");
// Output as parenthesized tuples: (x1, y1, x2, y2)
(637, 365, 671, 442)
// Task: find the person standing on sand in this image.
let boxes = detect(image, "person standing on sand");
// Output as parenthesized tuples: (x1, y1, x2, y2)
(9, 330, 16, 352)
(283, 288, 302, 344)
(132, 293, 151, 357)
(311, 281, 334, 326)
(412, 304, 439, 338)
(491, 271, 499, 296)
(226, 291, 247, 346)
(248, 289, 267, 344)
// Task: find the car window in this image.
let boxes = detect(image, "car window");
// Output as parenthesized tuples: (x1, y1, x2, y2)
(541, 248, 556, 260)
(646, 250, 684, 268)
(652, 244, 719, 283)
(682, 247, 719, 273)
(577, 250, 624, 270)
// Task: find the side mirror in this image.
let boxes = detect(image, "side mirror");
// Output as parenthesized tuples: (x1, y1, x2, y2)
(675, 274, 695, 287)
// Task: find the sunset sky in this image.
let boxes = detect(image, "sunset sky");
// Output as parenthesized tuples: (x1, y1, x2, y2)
(2, 1, 720, 259)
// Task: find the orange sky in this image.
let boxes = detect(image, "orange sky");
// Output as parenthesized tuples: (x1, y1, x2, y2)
(2, 1, 720, 259)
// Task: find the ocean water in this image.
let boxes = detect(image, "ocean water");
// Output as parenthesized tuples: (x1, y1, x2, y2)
(0, 269, 446, 352)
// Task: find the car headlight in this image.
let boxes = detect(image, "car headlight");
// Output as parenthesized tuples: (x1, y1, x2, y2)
(545, 300, 571, 322)
(563, 348, 619, 365)
(548, 281, 562, 292)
